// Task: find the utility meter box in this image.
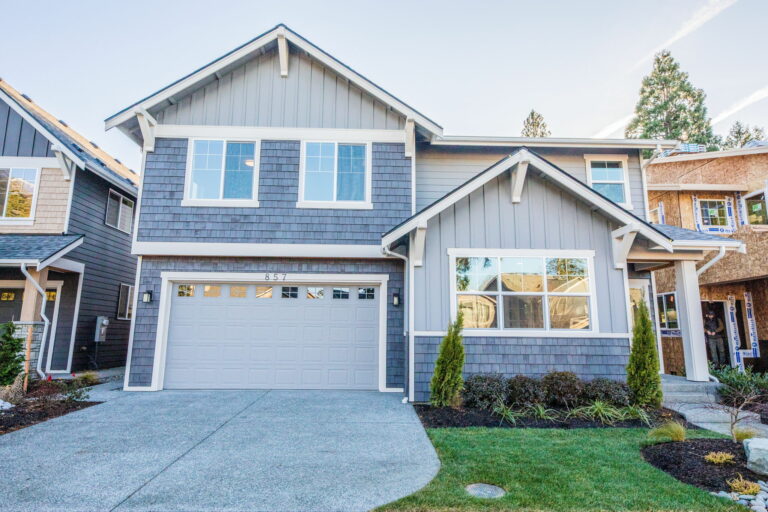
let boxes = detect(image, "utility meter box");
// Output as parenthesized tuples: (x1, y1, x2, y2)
(94, 316, 109, 343)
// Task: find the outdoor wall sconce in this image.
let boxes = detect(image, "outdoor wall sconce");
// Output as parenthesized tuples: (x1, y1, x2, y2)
(142, 290, 153, 303)
(393, 289, 401, 307)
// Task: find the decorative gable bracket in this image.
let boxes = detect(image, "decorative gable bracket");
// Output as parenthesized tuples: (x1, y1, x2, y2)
(612, 223, 639, 270)
(277, 26, 289, 77)
(412, 220, 428, 267)
(510, 159, 529, 203)
(51, 146, 77, 181)
(134, 109, 157, 152)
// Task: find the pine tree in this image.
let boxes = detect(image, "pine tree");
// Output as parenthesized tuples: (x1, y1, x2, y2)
(430, 312, 465, 407)
(0, 322, 24, 386)
(626, 50, 717, 149)
(723, 121, 766, 149)
(626, 301, 662, 408)
(521, 109, 551, 138)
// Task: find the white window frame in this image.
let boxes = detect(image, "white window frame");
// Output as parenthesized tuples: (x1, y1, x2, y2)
(649, 201, 665, 224)
(0, 166, 41, 224)
(117, 283, 134, 320)
(105, 188, 135, 234)
(656, 292, 680, 334)
(297, 141, 373, 210)
(584, 154, 632, 210)
(741, 188, 768, 227)
(182, 138, 261, 207)
(447, 248, 599, 336)
(692, 195, 736, 234)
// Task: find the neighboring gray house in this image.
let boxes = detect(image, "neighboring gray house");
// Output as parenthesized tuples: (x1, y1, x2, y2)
(0, 79, 138, 376)
(107, 24, 740, 401)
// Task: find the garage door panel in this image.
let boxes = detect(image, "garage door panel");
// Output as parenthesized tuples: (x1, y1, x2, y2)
(164, 282, 380, 390)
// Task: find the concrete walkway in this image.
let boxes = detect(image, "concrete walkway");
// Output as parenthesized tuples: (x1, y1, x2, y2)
(0, 390, 439, 512)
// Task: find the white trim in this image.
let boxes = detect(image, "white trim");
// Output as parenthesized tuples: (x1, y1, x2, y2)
(651, 145, 768, 164)
(49, 258, 85, 274)
(648, 183, 749, 192)
(155, 125, 406, 143)
(639, 149, 651, 220)
(431, 135, 677, 149)
(123, 256, 142, 390)
(692, 195, 737, 234)
(298, 141, 373, 209)
(38, 237, 84, 270)
(447, 249, 600, 335)
(0, 166, 41, 222)
(184, 138, 261, 206)
(105, 25, 442, 136)
(105, 188, 136, 234)
(143, 271, 391, 392)
(0, 220, 33, 226)
(63, 267, 84, 374)
(116, 283, 134, 321)
(131, 241, 388, 258)
(0, 157, 58, 168)
(413, 330, 632, 339)
(649, 272, 665, 373)
(43, 282, 63, 373)
(741, 188, 768, 226)
(584, 154, 633, 210)
(382, 148, 674, 252)
(63, 165, 77, 234)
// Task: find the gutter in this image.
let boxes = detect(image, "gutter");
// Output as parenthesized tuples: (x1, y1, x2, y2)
(20, 263, 50, 379)
(696, 246, 726, 276)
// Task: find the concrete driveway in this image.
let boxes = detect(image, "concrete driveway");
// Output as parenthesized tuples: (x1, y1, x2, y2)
(0, 386, 439, 512)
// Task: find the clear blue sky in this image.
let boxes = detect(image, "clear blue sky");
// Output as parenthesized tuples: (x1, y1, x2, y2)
(2, 0, 765, 170)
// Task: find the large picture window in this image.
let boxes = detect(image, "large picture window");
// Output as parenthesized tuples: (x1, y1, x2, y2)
(0, 168, 39, 219)
(452, 251, 595, 332)
(185, 139, 259, 206)
(585, 155, 631, 208)
(299, 142, 371, 209)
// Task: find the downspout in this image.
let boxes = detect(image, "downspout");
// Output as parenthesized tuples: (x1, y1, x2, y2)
(696, 246, 726, 276)
(20, 263, 49, 379)
(382, 245, 410, 402)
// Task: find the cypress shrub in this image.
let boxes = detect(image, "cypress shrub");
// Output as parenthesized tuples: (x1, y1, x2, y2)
(626, 300, 663, 408)
(430, 312, 465, 407)
(0, 322, 24, 386)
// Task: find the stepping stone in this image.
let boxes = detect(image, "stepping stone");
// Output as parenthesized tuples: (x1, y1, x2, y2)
(465, 483, 506, 499)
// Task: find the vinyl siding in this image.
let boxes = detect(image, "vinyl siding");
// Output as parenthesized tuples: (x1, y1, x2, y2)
(415, 145, 647, 219)
(66, 168, 137, 370)
(0, 98, 54, 157)
(152, 48, 405, 130)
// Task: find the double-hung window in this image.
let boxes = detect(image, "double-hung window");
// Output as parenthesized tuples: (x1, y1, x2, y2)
(743, 190, 767, 226)
(185, 139, 260, 206)
(299, 142, 371, 209)
(451, 250, 596, 333)
(0, 167, 39, 220)
(656, 293, 678, 332)
(105, 189, 135, 233)
(585, 155, 631, 208)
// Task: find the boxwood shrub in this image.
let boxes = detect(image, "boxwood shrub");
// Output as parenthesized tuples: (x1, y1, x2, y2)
(506, 375, 545, 407)
(542, 371, 583, 407)
(462, 374, 506, 409)
(581, 378, 630, 407)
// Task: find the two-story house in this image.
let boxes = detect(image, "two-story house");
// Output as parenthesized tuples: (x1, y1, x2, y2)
(107, 25, 740, 401)
(648, 143, 768, 375)
(0, 79, 138, 377)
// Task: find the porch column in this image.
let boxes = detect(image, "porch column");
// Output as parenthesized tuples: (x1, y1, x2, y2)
(20, 268, 49, 321)
(674, 260, 709, 381)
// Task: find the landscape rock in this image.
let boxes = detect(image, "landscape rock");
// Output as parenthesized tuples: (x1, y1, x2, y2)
(745, 439, 768, 476)
(0, 400, 12, 410)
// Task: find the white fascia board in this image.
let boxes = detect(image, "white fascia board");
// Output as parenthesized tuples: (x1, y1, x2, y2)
(154, 125, 406, 143)
(132, 241, 389, 258)
(38, 237, 85, 270)
(651, 146, 768, 164)
(0, 156, 59, 168)
(431, 135, 678, 149)
(160, 271, 389, 284)
(648, 183, 749, 192)
(670, 239, 744, 250)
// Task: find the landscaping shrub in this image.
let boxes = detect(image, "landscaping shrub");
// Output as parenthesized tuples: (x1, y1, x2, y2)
(621, 405, 652, 426)
(711, 366, 768, 406)
(542, 371, 583, 407)
(462, 374, 505, 409)
(492, 402, 523, 426)
(0, 372, 25, 405)
(430, 312, 465, 407)
(581, 378, 630, 407)
(727, 474, 760, 495)
(73, 371, 100, 388)
(626, 301, 662, 408)
(648, 421, 687, 442)
(568, 400, 624, 425)
(704, 451, 735, 465)
(0, 322, 24, 386)
(506, 375, 545, 407)
(523, 403, 559, 421)
(733, 426, 759, 442)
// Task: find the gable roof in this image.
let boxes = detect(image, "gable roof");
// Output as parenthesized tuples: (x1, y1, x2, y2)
(105, 24, 442, 139)
(0, 79, 137, 195)
(382, 147, 739, 251)
(0, 234, 84, 269)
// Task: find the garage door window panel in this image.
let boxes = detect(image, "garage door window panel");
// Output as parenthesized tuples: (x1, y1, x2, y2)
(203, 285, 221, 297)
(333, 288, 350, 299)
(307, 287, 325, 299)
(282, 286, 298, 298)
(177, 285, 195, 297)
(230, 286, 247, 298)
(256, 286, 273, 298)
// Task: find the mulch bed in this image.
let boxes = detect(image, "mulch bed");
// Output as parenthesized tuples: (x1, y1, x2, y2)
(642, 438, 763, 492)
(0, 400, 99, 435)
(414, 404, 689, 429)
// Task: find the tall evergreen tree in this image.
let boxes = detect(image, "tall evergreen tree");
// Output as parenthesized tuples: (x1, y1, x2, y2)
(626, 50, 717, 149)
(626, 301, 662, 408)
(521, 109, 551, 138)
(723, 121, 766, 149)
(430, 312, 465, 407)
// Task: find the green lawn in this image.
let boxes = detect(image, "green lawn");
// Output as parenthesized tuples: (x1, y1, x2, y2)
(379, 428, 741, 512)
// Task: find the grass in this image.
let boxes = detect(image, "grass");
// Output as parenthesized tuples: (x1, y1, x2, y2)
(378, 428, 740, 512)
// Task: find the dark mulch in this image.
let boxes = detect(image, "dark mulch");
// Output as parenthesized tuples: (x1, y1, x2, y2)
(0, 400, 99, 435)
(642, 438, 762, 492)
(414, 404, 690, 429)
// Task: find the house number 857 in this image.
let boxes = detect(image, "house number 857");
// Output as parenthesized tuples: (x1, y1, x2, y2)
(264, 273, 287, 281)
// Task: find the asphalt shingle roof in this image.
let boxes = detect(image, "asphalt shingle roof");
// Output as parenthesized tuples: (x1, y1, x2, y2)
(653, 223, 737, 242)
(0, 234, 83, 262)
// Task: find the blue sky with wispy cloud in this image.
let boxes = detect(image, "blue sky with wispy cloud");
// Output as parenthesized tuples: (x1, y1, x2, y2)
(1, 0, 764, 169)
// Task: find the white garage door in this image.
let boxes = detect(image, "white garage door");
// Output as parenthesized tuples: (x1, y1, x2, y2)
(163, 282, 380, 390)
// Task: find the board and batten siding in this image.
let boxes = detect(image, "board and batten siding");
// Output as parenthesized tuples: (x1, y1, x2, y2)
(415, 145, 647, 219)
(0, 98, 53, 157)
(128, 257, 405, 389)
(413, 169, 629, 334)
(66, 168, 137, 370)
(138, 138, 411, 244)
(152, 48, 405, 130)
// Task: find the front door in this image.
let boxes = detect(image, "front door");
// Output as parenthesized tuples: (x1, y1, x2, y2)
(628, 279, 653, 329)
(701, 301, 736, 368)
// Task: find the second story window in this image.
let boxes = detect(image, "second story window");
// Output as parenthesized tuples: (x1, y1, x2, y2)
(184, 139, 259, 206)
(584, 155, 631, 209)
(299, 142, 372, 209)
(0, 168, 38, 220)
(693, 195, 735, 233)
(106, 189, 135, 234)
(743, 190, 767, 225)
(649, 201, 665, 224)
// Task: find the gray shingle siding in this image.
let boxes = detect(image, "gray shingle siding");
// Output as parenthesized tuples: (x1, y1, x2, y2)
(137, 138, 411, 244)
(413, 336, 630, 402)
(129, 257, 405, 389)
